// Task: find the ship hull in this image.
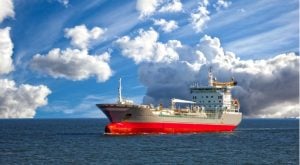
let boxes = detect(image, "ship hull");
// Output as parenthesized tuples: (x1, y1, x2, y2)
(105, 122, 237, 134)
(97, 104, 242, 135)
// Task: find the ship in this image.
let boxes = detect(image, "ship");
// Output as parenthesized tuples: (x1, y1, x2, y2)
(96, 69, 242, 135)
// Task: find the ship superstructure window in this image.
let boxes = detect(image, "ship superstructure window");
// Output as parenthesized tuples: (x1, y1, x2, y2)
(211, 96, 213, 98)
(218, 96, 223, 99)
(206, 96, 208, 98)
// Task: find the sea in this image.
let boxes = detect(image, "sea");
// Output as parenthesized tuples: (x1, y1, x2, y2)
(0, 119, 299, 164)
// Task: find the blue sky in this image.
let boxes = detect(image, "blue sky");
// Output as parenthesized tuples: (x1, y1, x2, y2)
(0, 0, 299, 118)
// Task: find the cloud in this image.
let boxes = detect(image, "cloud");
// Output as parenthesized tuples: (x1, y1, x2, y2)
(254, 102, 299, 118)
(213, 0, 231, 11)
(65, 24, 106, 50)
(0, 0, 14, 23)
(231, 53, 299, 118)
(0, 79, 51, 118)
(200, 0, 209, 6)
(0, 27, 14, 75)
(116, 28, 182, 64)
(153, 19, 178, 32)
(136, 0, 182, 19)
(190, 2, 210, 33)
(136, 0, 162, 19)
(57, 0, 69, 7)
(121, 33, 299, 118)
(31, 49, 113, 82)
(158, 0, 183, 13)
(31, 24, 112, 82)
(189, 0, 232, 33)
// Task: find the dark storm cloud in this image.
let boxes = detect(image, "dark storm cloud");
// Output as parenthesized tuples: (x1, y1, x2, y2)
(232, 59, 299, 117)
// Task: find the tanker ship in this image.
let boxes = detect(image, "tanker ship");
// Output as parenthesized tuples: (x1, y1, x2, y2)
(96, 69, 242, 134)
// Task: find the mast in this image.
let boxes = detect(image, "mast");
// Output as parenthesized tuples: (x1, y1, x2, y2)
(208, 67, 213, 87)
(118, 78, 123, 103)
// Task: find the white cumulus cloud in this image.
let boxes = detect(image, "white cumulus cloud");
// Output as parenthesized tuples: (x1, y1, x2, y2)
(31, 49, 112, 82)
(190, 3, 210, 33)
(136, 0, 162, 19)
(31, 24, 112, 82)
(159, 0, 183, 13)
(65, 25, 106, 50)
(116, 28, 182, 64)
(136, 0, 182, 19)
(0, 27, 14, 75)
(0, 79, 51, 118)
(153, 19, 179, 33)
(0, 0, 14, 23)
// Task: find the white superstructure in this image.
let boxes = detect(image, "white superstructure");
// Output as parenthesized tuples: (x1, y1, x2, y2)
(190, 69, 239, 112)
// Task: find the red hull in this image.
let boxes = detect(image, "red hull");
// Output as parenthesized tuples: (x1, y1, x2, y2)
(105, 122, 237, 135)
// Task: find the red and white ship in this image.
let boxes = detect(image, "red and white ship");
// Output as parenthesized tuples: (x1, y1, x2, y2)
(96, 69, 242, 135)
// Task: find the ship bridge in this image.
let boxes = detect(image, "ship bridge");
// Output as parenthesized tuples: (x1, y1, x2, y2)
(189, 69, 239, 112)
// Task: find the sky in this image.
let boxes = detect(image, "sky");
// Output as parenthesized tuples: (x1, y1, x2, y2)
(0, 0, 299, 119)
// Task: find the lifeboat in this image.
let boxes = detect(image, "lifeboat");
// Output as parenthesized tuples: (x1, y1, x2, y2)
(212, 80, 237, 87)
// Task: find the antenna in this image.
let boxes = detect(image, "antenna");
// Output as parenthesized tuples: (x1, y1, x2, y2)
(118, 78, 123, 103)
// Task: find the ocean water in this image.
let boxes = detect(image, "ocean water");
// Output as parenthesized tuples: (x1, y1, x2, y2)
(0, 119, 298, 164)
